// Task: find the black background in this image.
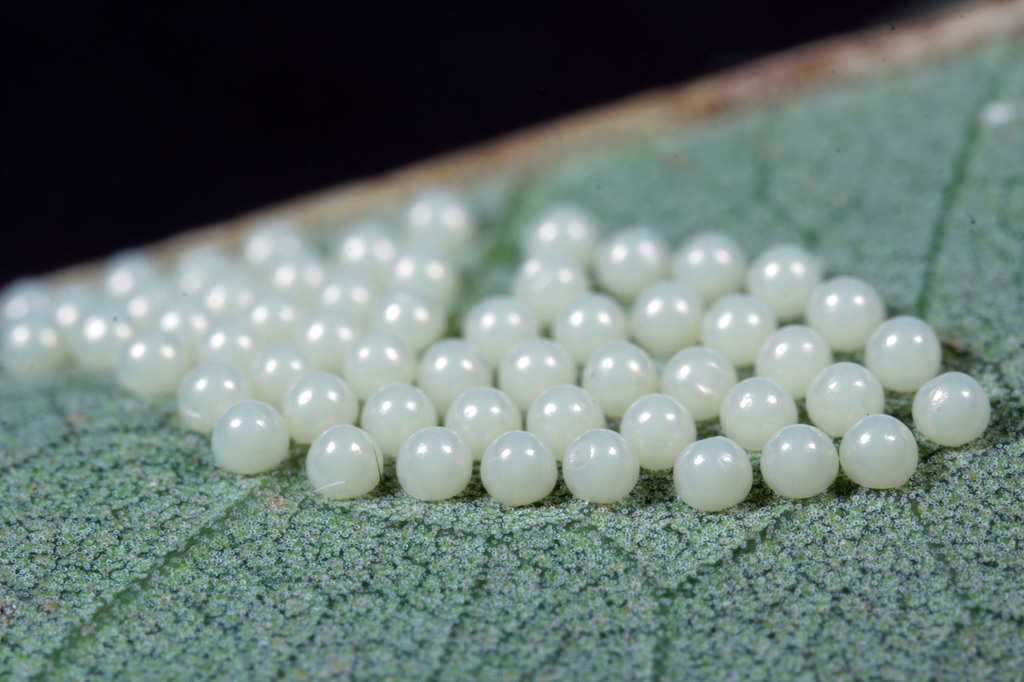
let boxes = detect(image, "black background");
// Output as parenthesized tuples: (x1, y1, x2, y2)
(4, 0, 941, 285)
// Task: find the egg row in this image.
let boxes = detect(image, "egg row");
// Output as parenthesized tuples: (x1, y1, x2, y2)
(0, 271, 946, 410)
(195, 342, 988, 507)
(209, 363, 983, 510)
(174, 318, 987, 448)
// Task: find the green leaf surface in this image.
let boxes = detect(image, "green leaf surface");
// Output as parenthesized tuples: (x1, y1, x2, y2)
(4, 37, 1024, 680)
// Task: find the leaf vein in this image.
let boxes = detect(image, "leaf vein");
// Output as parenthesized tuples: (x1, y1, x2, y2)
(915, 52, 1016, 317)
(33, 476, 273, 679)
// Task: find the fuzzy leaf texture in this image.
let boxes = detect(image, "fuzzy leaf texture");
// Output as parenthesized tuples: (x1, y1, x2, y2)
(3, 35, 1024, 681)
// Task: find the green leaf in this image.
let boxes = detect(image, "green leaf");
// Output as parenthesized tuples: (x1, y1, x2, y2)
(4, 33, 1024, 681)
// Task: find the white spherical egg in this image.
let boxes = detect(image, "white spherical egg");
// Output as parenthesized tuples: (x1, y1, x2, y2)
(552, 292, 629, 365)
(122, 277, 176, 329)
(1, 278, 52, 324)
(562, 429, 640, 504)
(71, 304, 134, 371)
(619, 393, 696, 471)
(197, 318, 259, 370)
(805, 362, 886, 438)
(199, 268, 258, 319)
(329, 220, 398, 287)
(342, 329, 417, 401)
(593, 226, 670, 302)
(839, 414, 919, 489)
(248, 342, 311, 408)
(116, 330, 191, 397)
(461, 295, 540, 368)
(526, 384, 606, 461)
(805, 276, 886, 352)
(912, 371, 991, 447)
(248, 291, 303, 344)
(660, 346, 738, 421)
(754, 324, 833, 400)
(281, 371, 359, 444)
(211, 399, 290, 475)
(580, 340, 659, 420)
(671, 231, 747, 304)
(745, 244, 823, 321)
(389, 245, 460, 306)
(519, 203, 598, 265)
(294, 308, 361, 372)
(480, 430, 558, 506)
(404, 187, 478, 256)
(396, 426, 473, 501)
(157, 297, 212, 357)
(177, 361, 253, 434)
(241, 217, 306, 271)
(370, 289, 446, 356)
(415, 338, 492, 415)
(512, 254, 591, 328)
(173, 247, 233, 297)
(1, 312, 68, 376)
(444, 386, 522, 461)
(498, 337, 576, 412)
(360, 382, 438, 459)
(719, 377, 798, 452)
(264, 251, 327, 306)
(673, 436, 753, 512)
(103, 250, 160, 301)
(306, 424, 384, 500)
(700, 293, 778, 368)
(760, 424, 839, 499)
(629, 280, 704, 358)
(51, 285, 101, 343)
(316, 268, 378, 327)
(864, 315, 942, 392)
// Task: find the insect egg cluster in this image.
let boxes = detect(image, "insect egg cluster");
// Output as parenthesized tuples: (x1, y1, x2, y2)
(0, 188, 992, 511)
